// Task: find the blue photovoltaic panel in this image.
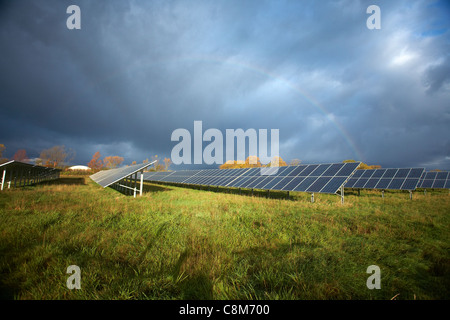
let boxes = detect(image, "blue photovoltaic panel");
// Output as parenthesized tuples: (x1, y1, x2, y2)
(320, 177, 348, 194)
(371, 170, 385, 178)
(361, 170, 374, 178)
(351, 170, 364, 178)
(345, 178, 358, 188)
(309, 164, 331, 177)
(293, 177, 318, 192)
(387, 179, 404, 190)
(364, 178, 379, 189)
(382, 169, 397, 178)
(322, 163, 345, 177)
(344, 168, 425, 191)
(306, 176, 331, 193)
(281, 177, 305, 191)
(354, 178, 368, 188)
(418, 171, 450, 189)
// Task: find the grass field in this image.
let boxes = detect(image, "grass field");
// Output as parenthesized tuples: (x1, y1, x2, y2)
(0, 176, 448, 300)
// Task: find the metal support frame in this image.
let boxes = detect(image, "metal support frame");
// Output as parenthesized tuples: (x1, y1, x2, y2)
(112, 170, 147, 198)
(311, 193, 314, 203)
(409, 190, 413, 200)
(340, 185, 344, 204)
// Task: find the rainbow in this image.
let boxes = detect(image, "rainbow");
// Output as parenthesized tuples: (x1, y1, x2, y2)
(99, 54, 365, 162)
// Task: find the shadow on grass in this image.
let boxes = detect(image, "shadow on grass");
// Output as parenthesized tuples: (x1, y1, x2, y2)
(148, 181, 295, 201)
(142, 183, 172, 194)
(171, 250, 214, 299)
(0, 281, 18, 300)
(40, 177, 86, 185)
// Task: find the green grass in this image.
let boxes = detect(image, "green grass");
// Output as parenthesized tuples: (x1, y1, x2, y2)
(0, 176, 448, 300)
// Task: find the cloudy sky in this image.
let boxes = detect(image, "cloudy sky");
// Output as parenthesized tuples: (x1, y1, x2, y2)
(1, 0, 449, 170)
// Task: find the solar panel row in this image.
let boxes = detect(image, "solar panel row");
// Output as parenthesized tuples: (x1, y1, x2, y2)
(142, 162, 360, 194)
(0, 160, 61, 190)
(344, 168, 425, 190)
(418, 171, 450, 189)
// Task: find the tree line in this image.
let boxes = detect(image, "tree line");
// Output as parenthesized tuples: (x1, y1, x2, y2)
(0, 144, 172, 172)
(219, 156, 382, 170)
(87, 152, 172, 172)
(0, 144, 75, 167)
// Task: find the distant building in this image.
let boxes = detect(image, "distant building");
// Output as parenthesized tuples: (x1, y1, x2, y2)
(68, 165, 91, 171)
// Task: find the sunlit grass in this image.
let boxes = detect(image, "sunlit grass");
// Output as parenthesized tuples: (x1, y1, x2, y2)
(0, 176, 448, 300)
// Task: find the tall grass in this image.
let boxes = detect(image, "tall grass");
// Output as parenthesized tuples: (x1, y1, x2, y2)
(0, 177, 448, 300)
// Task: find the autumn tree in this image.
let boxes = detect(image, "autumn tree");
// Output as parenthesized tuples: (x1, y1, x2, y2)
(103, 156, 124, 169)
(131, 161, 137, 165)
(151, 155, 159, 170)
(88, 151, 103, 170)
(219, 160, 242, 169)
(163, 158, 172, 171)
(219, 157, 261, 169)
(40, 145, 75, 168)
(245, 156, 262, 167)
(0, 144, 7, 164)
(289, 159, 301, 166)
(12, 149, 28, 162)
(269, 156, 287, 167)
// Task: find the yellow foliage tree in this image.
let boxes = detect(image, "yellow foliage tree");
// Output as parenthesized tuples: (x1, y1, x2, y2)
(343, 159, 381, 170)
(269, 156, 287, 167)
(103, 156, 124, 169)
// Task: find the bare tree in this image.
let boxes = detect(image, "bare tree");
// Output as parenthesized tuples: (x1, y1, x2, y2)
(40, 145, 75, 168)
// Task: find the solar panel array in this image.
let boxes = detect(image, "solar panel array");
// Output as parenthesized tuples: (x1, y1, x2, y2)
(344, 168, 425, 190)
(418, 171, 450, 189)
(90, 161, 156, 188)
(1, 160, 61, 190)
(142, 162, 360, 194)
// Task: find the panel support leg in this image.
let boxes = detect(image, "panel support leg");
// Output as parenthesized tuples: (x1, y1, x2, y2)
(140, 170, 144, 196)
(1, 170, 5, 191)
(311, 193, 314, 203)
(409, 190, 413, 200)
(341, 185, 344, 204)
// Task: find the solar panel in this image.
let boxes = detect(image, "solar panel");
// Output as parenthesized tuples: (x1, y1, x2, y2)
(418, 171, 450, 189)
(142, 162, 360, 195)
(344, 168, 425, 190)
(90, 161, 156, 188)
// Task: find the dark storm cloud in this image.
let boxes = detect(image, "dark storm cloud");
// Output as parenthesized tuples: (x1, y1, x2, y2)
(0, 0, 449, 169)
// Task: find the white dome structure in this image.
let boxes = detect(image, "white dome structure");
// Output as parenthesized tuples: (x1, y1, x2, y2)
(68, 165, 91, 170)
